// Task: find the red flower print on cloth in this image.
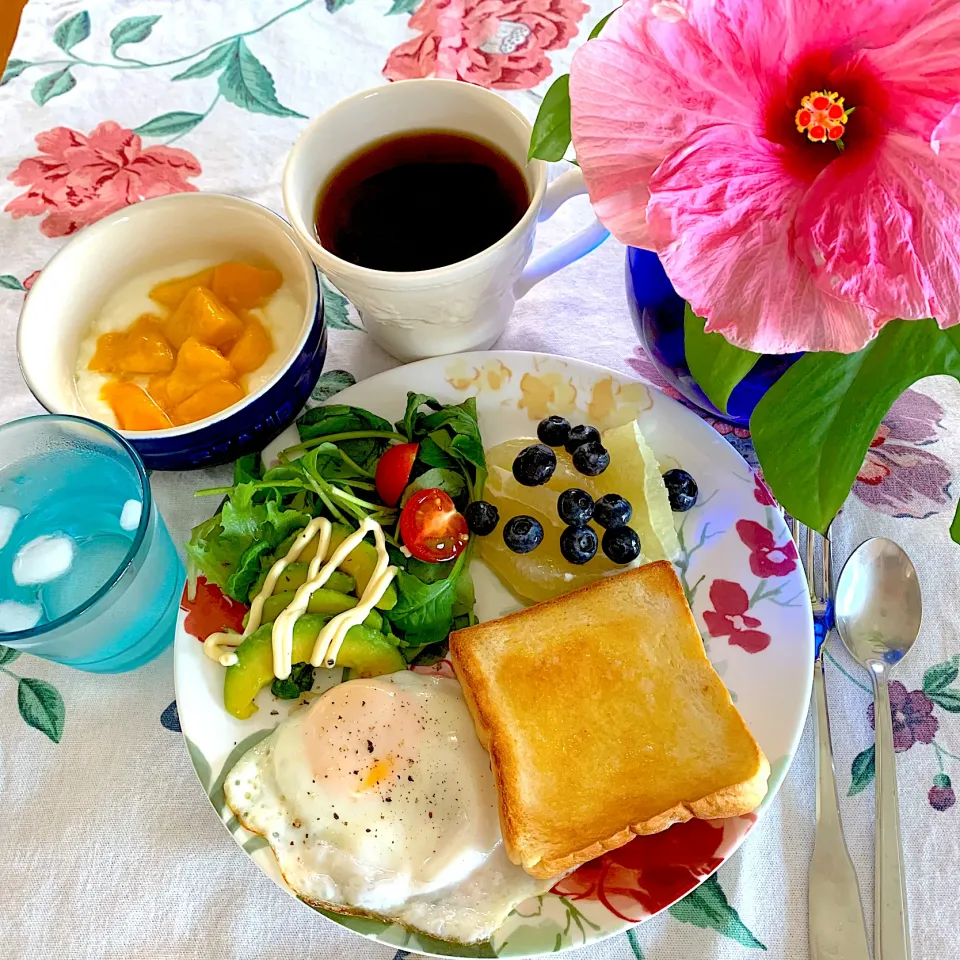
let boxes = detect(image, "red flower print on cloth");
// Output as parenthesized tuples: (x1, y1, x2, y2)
(736, 519, 797, 578)
(22, 270, 40, 291)
(752, 473, 776, 507)
(383, 0, 589, 91)
(6, 122, 201, 238)
(853, 389, 953, 520)
(868, 680, 939, 752)
(702, 580, 770, 654)
(552, 816, 752, 921)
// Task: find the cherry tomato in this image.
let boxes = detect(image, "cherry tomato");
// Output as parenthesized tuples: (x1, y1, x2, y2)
(375, 442, 418, 507)
(399, 488, 470, 563)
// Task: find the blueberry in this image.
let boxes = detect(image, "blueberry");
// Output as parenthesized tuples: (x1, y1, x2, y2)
(512, 444, 557, 487)
(572, 441, 610, 477)
(560, 525, 599, 565)
(464, 500, 499, 536)
(564, 424, 601, 454)
(537, 416, 571, 447)
(503, 515, 544, 554)
(557, 488, 594, 526)
(602, 526, 641, 564)
(663, 468, 699, 512)
(593, 493, 632, 529)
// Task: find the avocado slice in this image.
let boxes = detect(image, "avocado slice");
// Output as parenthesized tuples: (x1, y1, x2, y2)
(259, 587, 357, 625)
(248, 566, 354, 603)
(223, 613, 405, 719)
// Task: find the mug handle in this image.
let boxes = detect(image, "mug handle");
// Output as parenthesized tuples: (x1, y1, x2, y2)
(514, 166, 610, 299)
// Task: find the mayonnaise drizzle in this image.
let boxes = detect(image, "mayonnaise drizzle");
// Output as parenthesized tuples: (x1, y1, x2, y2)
(203, 516, 397, 681)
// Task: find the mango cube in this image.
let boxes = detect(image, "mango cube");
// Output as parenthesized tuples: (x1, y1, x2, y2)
(173, 379, 244, 425)
(166, 337, 237, 405)
(228, 316, 273, 374)
(164, 287, 245, 351)
(149, 268, 215, 310)
(101, 381, 172, 431)
(89, 315, 173, 375)
(211, 262, 282, 310)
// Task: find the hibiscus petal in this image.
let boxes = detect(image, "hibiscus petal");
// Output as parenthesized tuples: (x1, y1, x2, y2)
(708, 578, 750, 616)
(797, 132, 960, 327)
(646, 124, 879, 353)
(570, 0, 777, 248)
(729, 629, 771, 653)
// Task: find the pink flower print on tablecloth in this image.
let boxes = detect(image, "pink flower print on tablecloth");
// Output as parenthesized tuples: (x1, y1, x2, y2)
(736, 519, 798, 578)
(868, 680, 939, 752)
(702, 579, 770, 654)
(753, 473, 776, 507)
(6, 122, 201, 238)
(383, 0, 589, 91)
(853, 388, 953, 519)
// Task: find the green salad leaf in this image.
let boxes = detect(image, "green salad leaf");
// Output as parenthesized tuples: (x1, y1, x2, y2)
(387, 551, 467, 647)
(401, 467, 466, 506)
(271, 661, 315, 700)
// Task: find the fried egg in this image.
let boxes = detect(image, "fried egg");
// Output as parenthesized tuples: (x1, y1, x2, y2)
(224, 670, 553, 944)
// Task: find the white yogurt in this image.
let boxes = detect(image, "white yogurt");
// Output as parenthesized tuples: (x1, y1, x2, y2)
(74, 259, 301, 429)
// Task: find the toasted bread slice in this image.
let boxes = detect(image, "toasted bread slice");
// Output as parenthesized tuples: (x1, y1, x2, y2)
(450, 562, 769, 878)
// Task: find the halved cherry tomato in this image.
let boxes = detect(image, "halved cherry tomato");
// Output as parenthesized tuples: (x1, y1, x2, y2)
(375, 442, 418, 506)
(399, 488, 469, 563)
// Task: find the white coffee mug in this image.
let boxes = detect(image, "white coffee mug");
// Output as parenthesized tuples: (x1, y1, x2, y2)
(282, 78, 608, 362)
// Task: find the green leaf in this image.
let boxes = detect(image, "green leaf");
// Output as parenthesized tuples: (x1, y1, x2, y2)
(218, 38, 305, 119)
(1, 59, 31, 85)
(172, 42, 234, 80)
(133, 111, 204, 138)
(923, 659, 959, 696)
(400, 467, 466, 506)
(110, 15, 161, 55)
(669, 874, 766, 949)
(929, 689, 960, 713)
(0, 644, 21, 665)
(528, 73, 571, 162)
(226, 540, 273, 602)
(311, 369, 356, 403)
(325, 0, 356, 10)
(271, 661, 314, 699)
(233, 453, 262, 486)
(386, 0, 422, 12)
(322, 280, 359, 330)
(388, 552, 465, 646)
(17, 678, 65, 743)
(54, 11, 91, 53)
(0, 275, 25, 291)
(185, 736, 213, 792)
(751, 320, 960, 537)
(32, 68, 76, 107)
(589, 7, 618, 39)
(849, 745, 876, 796)
(684, 304, 760, 415)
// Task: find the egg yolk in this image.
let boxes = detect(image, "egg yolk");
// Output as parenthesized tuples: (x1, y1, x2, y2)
(92, 260, 281, 430)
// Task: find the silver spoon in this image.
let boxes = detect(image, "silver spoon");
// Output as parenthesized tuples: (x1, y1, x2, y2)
(835, 537, 922, 960)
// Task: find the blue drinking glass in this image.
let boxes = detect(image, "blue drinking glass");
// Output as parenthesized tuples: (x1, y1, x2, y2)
(625, 247, 802, 425)
(0, 416, 184, 672)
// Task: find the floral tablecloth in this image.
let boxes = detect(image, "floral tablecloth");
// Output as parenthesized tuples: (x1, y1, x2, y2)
(1, 2, 959, 958)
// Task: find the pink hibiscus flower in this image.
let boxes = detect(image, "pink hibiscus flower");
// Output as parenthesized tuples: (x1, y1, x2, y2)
(571, 0, 960, 353)
(383, 0, 589, 91)
(736, 519, 798, 577)
(702, 579, 771, 653)
(6, 122, 201, 238)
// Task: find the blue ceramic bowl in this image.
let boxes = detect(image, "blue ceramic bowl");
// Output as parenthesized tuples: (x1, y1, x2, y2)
(17, 194, 326, 470)
(625, 247, 800, 425)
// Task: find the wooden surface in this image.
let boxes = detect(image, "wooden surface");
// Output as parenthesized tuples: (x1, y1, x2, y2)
(0, 0, 28, 77)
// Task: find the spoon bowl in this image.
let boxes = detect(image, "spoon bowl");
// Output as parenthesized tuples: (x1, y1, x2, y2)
(835, 537, 922, 671)
(835, 536, 922, 960)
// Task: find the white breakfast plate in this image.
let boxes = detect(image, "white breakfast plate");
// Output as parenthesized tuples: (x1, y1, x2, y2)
(174, 350, 813, 958)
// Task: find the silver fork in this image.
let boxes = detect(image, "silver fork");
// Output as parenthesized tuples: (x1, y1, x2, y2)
(787, 519, 870, 960)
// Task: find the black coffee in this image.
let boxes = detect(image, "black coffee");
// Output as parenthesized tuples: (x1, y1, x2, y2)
(315, 130, 530, 272)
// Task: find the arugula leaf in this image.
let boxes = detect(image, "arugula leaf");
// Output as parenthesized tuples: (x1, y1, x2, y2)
(400, 467, 466, 506)
(227, 541, 273, 602)
(233, 453, 262, 485)
(271, 661, 315, 700)
(387, 552, 466, 646)
(219, 485, 261, 539)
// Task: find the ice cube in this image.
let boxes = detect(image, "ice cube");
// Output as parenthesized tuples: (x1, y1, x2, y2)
(0, 507, 20, 549)
(13, 534, 75, 586)
(41, 534, 129, 621)
(0, 600, 42, 632)
(120, 499, 142, 531)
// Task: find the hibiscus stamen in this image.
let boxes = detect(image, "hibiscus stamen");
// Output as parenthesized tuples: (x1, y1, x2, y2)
(795, 90, 850, 148)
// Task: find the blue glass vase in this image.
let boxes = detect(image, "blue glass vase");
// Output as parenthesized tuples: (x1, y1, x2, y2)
(625, 247, 801, 425)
